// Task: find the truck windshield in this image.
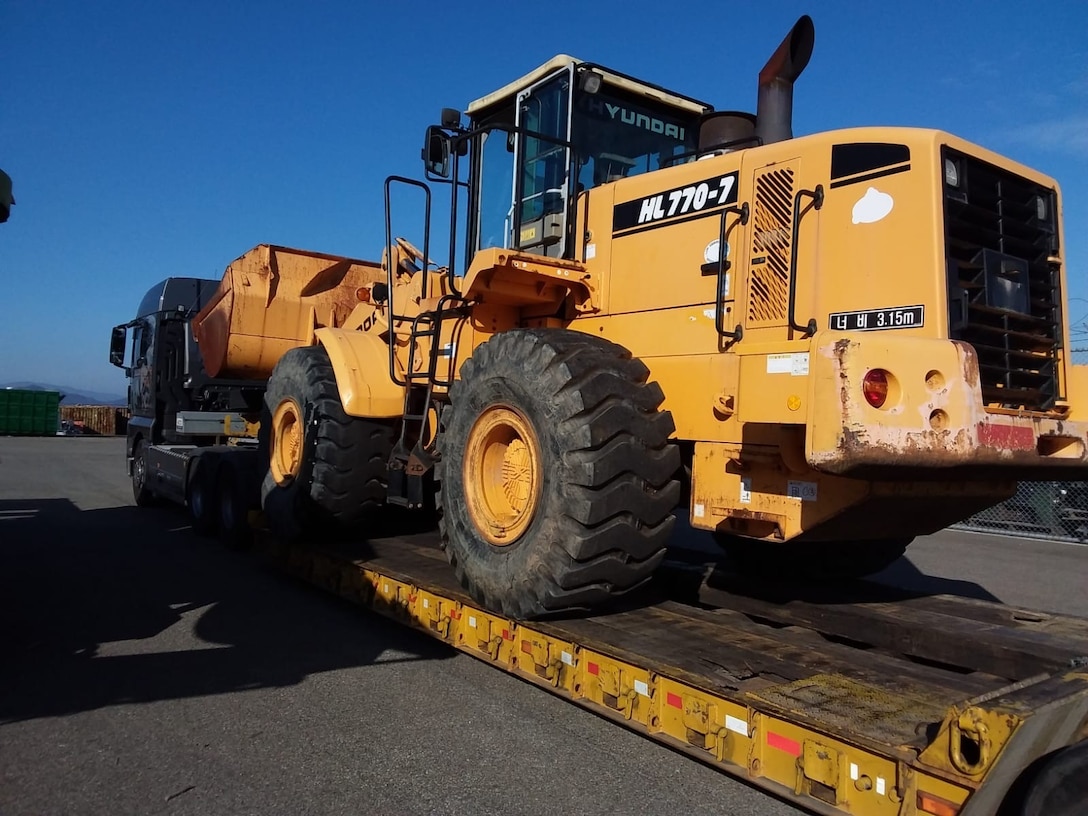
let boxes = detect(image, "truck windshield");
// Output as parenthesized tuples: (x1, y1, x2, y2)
(572, 84, 699, 190)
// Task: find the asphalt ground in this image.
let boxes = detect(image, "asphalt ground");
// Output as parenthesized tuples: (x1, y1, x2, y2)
(1, 436, 1086, 816)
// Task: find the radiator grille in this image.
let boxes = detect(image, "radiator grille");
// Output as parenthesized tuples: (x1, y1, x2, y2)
(747, 166, 795, 325)
(943, 149, 1061, 411)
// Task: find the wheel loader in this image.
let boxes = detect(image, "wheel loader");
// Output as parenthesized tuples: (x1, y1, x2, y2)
(194, 16, 1088, 619)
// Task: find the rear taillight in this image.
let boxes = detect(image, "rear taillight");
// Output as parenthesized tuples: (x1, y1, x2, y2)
(863, 369, 890, 408)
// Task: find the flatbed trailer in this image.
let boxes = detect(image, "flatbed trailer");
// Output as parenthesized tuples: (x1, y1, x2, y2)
(248, 531, 1088, 816)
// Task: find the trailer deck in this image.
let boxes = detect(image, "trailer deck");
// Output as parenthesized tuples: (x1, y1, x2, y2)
(254, 532, 1088, 816)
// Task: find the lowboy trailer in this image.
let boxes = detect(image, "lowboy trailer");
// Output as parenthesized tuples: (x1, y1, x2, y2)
(252, 528, 1088, 816)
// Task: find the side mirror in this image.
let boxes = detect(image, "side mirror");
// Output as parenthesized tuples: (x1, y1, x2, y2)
(422, 125, 451, 178)
(109, 325, 128, 368)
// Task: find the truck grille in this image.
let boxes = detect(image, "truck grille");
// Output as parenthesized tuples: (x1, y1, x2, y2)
(942, 148, 1061, 411)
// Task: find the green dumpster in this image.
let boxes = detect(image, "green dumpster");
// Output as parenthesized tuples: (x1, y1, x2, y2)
(0, 389, 60, 436)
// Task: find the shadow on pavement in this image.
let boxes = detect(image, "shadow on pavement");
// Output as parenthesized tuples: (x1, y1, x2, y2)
(690, 553, 1002, 606)
(0, 498, 452, 724)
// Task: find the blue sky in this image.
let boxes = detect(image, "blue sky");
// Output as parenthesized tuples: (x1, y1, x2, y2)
(2, 0, 1086, 394)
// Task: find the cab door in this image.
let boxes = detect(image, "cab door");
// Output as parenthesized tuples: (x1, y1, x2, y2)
(513, 68, 573, 258)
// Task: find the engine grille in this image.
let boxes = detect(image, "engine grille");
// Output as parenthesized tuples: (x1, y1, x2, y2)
(942, 148, 1061, 411)
(746, 164, 796, 325)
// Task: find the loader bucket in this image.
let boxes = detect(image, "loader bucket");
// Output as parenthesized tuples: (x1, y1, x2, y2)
(192, 245, 384, 379)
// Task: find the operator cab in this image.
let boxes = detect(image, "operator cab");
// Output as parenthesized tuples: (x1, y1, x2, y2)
(425, 56, 712, 264)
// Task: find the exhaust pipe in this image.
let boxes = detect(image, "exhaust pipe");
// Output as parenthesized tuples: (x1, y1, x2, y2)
(755, 15, 815, 146)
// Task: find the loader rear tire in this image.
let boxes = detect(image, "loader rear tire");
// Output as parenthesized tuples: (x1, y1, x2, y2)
(715, 534, 912, 581)
(438, 329, 681, 619)
(260, 345, 394, 541)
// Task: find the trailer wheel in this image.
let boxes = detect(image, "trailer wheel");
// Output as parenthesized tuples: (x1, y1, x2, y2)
(438, 329, 680, 619)
(131, 439, 156, 507)
(715, 535, 912, 581)
(187, 457, 218, 537)
(999, 739, 1088, 816)
(260, 345, 393, 541)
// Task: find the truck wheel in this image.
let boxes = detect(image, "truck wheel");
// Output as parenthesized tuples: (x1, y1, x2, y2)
(218, 463, 252, 550)
(188, 457, 218, 537)
(438, 329, 681, 619)
(715, 535, 912, 581)
(131, 439, 156, 507)
(260, 345, 393, 541)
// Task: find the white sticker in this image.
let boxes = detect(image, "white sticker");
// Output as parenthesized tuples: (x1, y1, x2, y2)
(767, 353, 792, 374)
(767, 353, 809, 376)
(740, 477, 752, 504)
(876, 777, 886, 796)
(693, 503, 705, 518)
(703, 308, 716, 320)
(634, 679, 650, 697)
(561, 651, 574, 666)
(852, 187, 894, 224)
(585, 243, 596, 260)
(422, 598, 429, 609)
(468, 615, 477, 629)
(725, 715, 748, 736)
(383, 583, 390, 593)
(787, 481, 818, 502)
(850, 763, 859, 781)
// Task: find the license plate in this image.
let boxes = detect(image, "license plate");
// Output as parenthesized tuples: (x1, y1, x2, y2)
(829, 305, 924, 332)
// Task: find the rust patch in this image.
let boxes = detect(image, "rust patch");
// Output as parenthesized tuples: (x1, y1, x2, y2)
(839, 426, 868, 452)
(834, 338, 853, 420)
(953, 341, 980, 389)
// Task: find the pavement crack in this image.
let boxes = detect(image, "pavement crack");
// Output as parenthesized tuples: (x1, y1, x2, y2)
(165, 784, 196, 803)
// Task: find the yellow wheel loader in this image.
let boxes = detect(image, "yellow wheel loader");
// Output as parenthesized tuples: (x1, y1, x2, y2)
(204, 17, 1088, 618)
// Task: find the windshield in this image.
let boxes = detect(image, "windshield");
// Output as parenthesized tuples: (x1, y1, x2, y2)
(572, 83, 699, 190)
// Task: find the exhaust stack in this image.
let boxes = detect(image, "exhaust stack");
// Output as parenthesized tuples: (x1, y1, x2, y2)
(755, 16, 815, 146)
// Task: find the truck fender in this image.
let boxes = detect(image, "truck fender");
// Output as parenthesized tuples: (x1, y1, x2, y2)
(315, 328, 405, 418)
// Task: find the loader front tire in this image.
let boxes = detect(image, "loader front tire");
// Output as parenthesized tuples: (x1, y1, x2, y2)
(260, 345, 394, 541)
(438, 329, 681, 619)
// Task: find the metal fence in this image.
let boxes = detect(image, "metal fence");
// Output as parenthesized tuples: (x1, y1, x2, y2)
(952, 349, 1088, 541)
(953, 481, 1088, 542)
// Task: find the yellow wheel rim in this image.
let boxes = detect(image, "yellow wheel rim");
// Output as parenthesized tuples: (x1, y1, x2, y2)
(270, 398, 304, 485)
(463, 405, 542, 546)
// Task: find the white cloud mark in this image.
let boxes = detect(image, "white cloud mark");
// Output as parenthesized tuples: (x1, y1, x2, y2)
(852, 188, 894, 225)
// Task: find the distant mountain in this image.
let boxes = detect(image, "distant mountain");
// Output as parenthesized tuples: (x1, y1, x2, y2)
(0, 382, 127, 406)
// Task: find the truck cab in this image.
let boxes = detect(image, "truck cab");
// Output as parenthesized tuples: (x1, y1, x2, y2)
(111, 278, 262, 448)
(109, 277, 263, 509)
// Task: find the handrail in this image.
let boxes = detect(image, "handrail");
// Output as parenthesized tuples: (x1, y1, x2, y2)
(713, 202, 749, 342)
(383, 175, 432, 387)
(788, 184, 823, 337)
